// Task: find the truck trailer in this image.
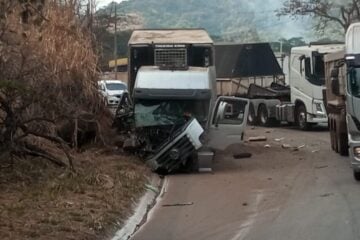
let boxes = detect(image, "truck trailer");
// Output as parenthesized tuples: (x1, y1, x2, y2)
(115, 29, 249, 173)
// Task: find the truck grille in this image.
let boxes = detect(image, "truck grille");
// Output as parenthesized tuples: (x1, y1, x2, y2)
(154, 48, 187, 68)
(151, 136, 195, 172)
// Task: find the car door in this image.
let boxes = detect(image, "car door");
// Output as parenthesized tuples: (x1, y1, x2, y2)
(207, 96, 249, 150)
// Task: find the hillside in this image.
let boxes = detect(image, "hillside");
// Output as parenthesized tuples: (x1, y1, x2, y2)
(99, 0, 311, 43)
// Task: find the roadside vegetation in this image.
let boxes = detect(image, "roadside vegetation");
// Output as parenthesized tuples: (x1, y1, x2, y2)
(0, 1, 149, 239)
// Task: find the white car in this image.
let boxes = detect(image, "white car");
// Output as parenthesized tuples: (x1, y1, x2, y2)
(98, 80, 128, 106)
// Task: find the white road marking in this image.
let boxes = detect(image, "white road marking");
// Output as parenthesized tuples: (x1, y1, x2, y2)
(230, 190, 264, 240)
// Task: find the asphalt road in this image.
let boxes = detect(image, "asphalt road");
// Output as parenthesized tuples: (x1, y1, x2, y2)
(131, 126, 360, 240)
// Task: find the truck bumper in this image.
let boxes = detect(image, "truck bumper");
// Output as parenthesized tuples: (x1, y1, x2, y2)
(350, 140, 360, 171)
(307, 113, 328, 124)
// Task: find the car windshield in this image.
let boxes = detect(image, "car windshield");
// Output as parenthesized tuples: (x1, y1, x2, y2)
(106, 83, 126, 91)
(348, 67, 360, 98)
(134, 99, 209, 127)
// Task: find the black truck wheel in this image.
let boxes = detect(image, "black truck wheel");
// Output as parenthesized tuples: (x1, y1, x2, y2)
(248, 104, 258, 125)
(337, 132, 349, 156)
(354, 170, 360, 182)
(258, 104, 269, 127)
(296, 104, 311, 131)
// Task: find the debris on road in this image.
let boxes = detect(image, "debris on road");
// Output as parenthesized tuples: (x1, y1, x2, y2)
(233, 153, 252, 159)
(275, 137, 285, 142)
(145, 184, 159, 194)
(162, 202, 194, 207)
(315, 165, 328, 169)
(320, 193, 334, 198)
(264, 144, 271, 148)
(248, 136, 267, 142)
(312, 149, 320, 153)
(281, 144, 292, 149)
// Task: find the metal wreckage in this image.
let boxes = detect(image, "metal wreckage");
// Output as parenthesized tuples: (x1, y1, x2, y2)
(112, 29, 249, 173)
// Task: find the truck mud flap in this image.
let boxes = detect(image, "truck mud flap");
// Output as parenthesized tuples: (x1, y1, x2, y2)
(146, 118, 204, 173)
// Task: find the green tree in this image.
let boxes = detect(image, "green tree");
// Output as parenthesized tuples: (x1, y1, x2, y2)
(277, 0, 360, 33)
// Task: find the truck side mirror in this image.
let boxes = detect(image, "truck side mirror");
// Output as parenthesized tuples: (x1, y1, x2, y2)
(330, 68, 340, 96)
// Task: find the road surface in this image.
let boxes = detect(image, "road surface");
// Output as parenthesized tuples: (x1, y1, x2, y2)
(131, 126, 360, 240)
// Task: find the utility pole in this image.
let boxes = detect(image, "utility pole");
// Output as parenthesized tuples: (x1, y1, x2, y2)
(114, 2, 118, 79)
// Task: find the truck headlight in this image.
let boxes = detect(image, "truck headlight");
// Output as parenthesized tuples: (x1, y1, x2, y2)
(354, 147, 360, 158)
(315, 103, 323, 113)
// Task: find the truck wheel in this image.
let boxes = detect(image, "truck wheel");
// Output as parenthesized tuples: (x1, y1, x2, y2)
(258, 104, 269, 127)
(296, 105, 311, 131)
(337, 132, 349, 156)
(248, 104, 258, 125)
(354, 170, 360, 182)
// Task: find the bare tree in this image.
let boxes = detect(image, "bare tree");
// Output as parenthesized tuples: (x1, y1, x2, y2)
(0, 0, 110, 170)
(277, 0, 360, 33)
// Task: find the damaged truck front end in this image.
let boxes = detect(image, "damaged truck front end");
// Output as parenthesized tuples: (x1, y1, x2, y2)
(132, 66, 214, 172)
(114, 29, 249, 173)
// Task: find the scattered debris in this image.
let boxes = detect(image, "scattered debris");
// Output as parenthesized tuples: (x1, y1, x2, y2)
(320, 193, 334, 198)
(265, 130, 272, 133)
(275, 137, 285, 142)
(242, 202, 248, 206)
(251, 126, 256, 130)
(315, 165, 328, 169)
(144, 184, 159, 194)
(281, 144, 292, 149)
(292, 145, 305, 152)
(268, 178, 272, 181)
(162, 202, 194, 207)
(233, 153, 252, 159)
(248, 136, 267, 142)
(264, 144, 271, 148)
(312, 149, 320, 153)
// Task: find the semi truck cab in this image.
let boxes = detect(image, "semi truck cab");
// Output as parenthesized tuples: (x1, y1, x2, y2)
(290, 44, 344, 127)
(344, 23, 360, 179)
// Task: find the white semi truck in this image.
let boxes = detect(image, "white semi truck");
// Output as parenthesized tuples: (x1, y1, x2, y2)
(115, 29, 249, 173)
(247, 44, 344, 130)
(325, 23, 360, 181)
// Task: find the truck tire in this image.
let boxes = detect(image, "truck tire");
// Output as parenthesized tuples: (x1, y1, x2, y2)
(258, 104, 269, 127)
(296, 104, 311, 131)
(248, 104, 258, 125)
(354, 170, 360, 182)
(337, 132, 349, 156)
(329, 116, 338, 152)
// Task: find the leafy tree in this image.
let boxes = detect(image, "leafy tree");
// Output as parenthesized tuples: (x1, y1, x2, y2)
(277, 0, 360, 33)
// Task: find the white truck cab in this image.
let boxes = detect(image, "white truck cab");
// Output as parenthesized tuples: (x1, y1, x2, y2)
(290, 44, 344, 127)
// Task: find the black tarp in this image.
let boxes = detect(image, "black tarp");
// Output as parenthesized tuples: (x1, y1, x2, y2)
(215, 43, 284, 78)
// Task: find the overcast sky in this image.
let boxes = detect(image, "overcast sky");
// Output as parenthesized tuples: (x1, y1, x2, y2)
(97, 0, 124, 9)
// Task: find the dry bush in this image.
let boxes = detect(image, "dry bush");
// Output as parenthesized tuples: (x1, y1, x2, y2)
(0, 0, 111, 170)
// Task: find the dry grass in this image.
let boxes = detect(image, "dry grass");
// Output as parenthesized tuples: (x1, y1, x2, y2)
(0, 149, 150, 240)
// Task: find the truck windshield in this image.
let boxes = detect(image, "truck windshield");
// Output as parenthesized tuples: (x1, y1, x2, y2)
(348, 67, 360, 98)
(311, 54, 325, 86)
(134, 99, 210, 127)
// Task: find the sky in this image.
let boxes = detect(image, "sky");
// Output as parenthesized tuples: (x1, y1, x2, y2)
(96, 0, 124, 9)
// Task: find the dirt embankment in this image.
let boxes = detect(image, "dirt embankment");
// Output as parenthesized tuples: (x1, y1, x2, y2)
(0, 149, 150, 240)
